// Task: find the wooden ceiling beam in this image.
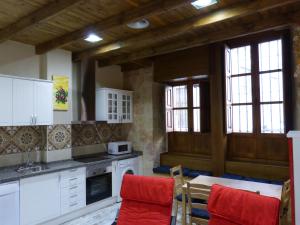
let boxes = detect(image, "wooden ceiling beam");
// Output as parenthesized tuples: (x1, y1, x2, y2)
(74, 0, 298, 61)
(0, 0, 82, 43)
(97, 9, 299, 67)
(35, 0, 194, 55)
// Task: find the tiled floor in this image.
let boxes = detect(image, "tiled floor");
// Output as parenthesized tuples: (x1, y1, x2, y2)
(63, 203, 185, 225)
(63, 204, 120, 225)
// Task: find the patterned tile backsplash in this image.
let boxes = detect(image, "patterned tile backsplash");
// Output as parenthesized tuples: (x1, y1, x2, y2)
(0, 122, 130, 155)
(72, 122, 129, 147)
(0, 126, 46, 154)
(47, 125, 71, 151)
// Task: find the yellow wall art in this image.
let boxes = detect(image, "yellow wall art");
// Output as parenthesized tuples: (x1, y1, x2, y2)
(53, 75, 69, 111)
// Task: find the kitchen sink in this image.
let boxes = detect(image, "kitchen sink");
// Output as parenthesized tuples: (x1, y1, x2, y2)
(16, 164, 50, 174)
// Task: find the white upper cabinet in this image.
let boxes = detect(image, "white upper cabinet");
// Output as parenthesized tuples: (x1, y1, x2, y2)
(13, 79, 35, 126)
(0, 76, 13, 126)
(0, 75, 53, 126)
(120, 91, 133, 123)
(96, 88, 133, 124)
(34, 81, 53, 125)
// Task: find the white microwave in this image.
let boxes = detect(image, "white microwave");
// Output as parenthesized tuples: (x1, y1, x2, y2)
(108, 141, 132, 155)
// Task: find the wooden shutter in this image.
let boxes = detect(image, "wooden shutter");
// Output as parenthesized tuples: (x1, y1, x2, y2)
(225, 45, 233, 133)
(165, 86, 173, 132)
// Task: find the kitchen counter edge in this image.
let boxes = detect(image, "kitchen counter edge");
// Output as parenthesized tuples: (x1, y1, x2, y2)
(0, 151, 142, 184)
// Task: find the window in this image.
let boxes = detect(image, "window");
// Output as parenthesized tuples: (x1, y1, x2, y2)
(173, 85, 188, 132)
(225, 36, 289, 134)
(193, 84, 201, 132)
(259, 40, 284, 133)
(165, 81, 210, 133)
(230, 46, 253, 133)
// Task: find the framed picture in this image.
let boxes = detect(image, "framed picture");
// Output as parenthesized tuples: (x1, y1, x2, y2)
(53, 75, 69, 111)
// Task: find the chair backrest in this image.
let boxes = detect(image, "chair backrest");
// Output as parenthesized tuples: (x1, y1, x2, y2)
(280, 180, 291, 225)
(208, 184, 280, 225)
(117, 174, 175, 225)
(170, 165, 184, 196)
(187, 182, 211, 225)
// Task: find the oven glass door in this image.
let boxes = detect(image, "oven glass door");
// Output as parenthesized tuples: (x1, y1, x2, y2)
(86, 172, 112, 205)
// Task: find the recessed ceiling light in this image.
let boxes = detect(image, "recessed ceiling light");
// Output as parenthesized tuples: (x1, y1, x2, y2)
(191, 0, 218, 9)
(84, 34, 103, 43)
(127, 19, 150, 29)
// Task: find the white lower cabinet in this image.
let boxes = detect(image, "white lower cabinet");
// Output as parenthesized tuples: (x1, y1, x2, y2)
(20, 173, 60, 225)
(20, 167, 86, 225)
(0, 181, 20, 225)
(60, 167, 86, 215)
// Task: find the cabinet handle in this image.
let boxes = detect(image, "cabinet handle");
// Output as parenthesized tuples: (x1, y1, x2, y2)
(70, 202, 78, 207)
(70, 178, 78, 181)
(34, 115, 37, 125)
(70, 194, 78, 198)
(30, 115, 33, 125)
(70, 186, 78, 190)
(70, 169, 78, 172)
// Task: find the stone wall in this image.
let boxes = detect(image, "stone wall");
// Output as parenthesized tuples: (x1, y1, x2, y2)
(124, 66, 166, 175)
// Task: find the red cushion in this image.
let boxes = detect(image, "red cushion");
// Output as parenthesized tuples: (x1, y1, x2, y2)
(117, 174, 174, 225)
(120, 174, 174, 206)
(117, 200, 172, 225)
(208, 184, 280, 225)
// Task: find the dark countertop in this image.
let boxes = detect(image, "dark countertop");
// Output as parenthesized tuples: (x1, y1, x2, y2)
(0, 151, 142, 184)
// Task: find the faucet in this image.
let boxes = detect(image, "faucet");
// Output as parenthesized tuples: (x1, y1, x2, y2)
(25, 149, 33, 167)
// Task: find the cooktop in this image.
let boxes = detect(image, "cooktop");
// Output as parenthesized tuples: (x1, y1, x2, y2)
(73, 153, 113, 163)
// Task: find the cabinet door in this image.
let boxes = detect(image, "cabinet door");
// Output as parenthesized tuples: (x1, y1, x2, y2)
(107, 90, 119, 123)
(0, 77, 13, 126)
(120, 91, 133, 123)
(34, 81, 53, 125)
(20, 173, 60, 225)
(13, 79, 34, 126)
(0, 182, 19, 225)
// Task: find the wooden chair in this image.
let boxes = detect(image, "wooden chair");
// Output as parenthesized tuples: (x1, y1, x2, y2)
(280, 180, 291, 225)
(187, 182, 210, 225)
(170, 165, 185, 220)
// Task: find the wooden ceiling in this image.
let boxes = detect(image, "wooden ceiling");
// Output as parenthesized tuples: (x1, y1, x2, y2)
(0, 0, 299, 66)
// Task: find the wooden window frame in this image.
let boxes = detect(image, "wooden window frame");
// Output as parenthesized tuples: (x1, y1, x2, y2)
(224, 30, 293, 136)
(166, 79, 210, 133)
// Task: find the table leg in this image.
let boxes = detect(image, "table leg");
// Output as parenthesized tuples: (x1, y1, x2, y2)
(182, 188, 186, 225)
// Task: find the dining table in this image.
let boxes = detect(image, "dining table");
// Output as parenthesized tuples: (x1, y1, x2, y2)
(181, 175, 283, 225)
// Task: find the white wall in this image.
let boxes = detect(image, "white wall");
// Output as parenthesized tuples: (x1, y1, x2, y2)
(43, 49, 73, 124)
(0, 41, 41, 78)
(95, 65, 123, 89)
(0, 41, 74, 124)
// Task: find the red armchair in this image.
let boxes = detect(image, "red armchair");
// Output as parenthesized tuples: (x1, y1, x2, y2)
(208, 184, 281, 225)
(116, 174, 175, 225)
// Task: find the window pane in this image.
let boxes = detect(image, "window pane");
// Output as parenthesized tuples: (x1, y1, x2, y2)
(174, 109, 188, 132)
(193, 109, 200, 132)
(193, 84, 200, 107)
(226, 106, 232, 133)
(232, 75, 252, 104)
(173, 85, 187, 108)
(261, 103, 284, 133)
(166, 110, 173, 132)
(231, 45, 251, 75)
(260, 71, 283, 102)
(232, 105, 253, 133)
(259, 39, 282, 72)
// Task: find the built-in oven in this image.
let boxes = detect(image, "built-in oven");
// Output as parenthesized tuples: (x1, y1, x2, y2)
(86, 162, 112, 205)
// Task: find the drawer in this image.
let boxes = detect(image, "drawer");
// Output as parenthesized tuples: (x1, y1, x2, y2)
(61, 192, 84, 206)
(60, 175, 85, 188)
(61, 198, 85, 215)
(60, 167, 85, 178)
(61, 184, 85, 198)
